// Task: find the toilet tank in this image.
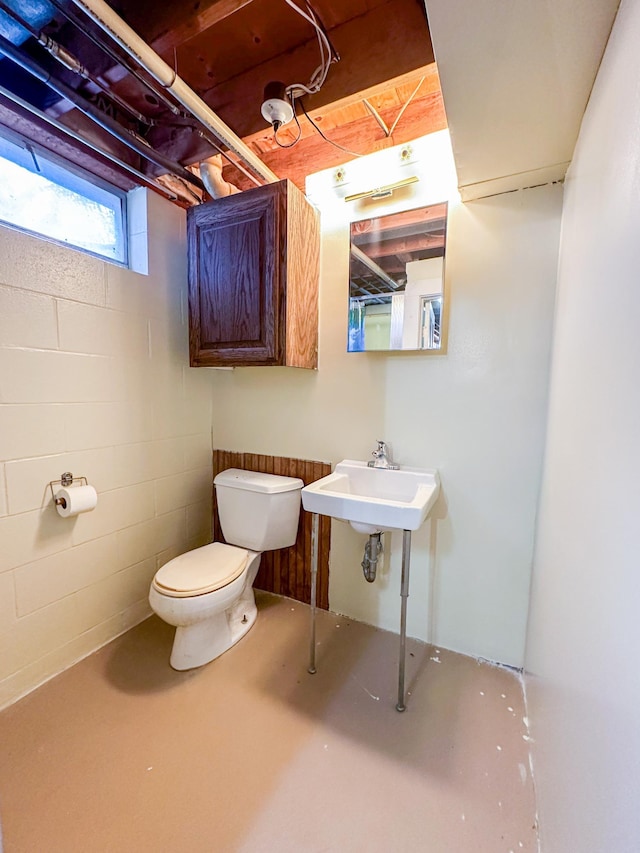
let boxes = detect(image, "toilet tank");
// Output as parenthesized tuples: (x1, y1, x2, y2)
(214, 468, 303, 552)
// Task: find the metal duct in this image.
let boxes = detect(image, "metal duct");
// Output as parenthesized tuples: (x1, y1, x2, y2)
(0, 31, 204, 191)
(0, 0, 150, 126)
(68, 0, 278, 185)
(0, 82, 177, 199)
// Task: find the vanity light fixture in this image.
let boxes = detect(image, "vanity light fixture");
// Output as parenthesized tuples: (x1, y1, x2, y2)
(343, 175, 419, 203)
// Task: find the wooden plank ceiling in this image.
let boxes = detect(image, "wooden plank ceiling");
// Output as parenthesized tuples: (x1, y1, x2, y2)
(0, 0, 446, 199)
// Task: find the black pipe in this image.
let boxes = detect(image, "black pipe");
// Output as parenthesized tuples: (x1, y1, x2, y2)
(0, 32, 203, 191)
(0, 0, 151, 126)
(46, 0, 183, 117)
(0, 82, 177, 199)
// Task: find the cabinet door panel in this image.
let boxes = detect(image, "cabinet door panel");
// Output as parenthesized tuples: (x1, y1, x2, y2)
(199, 217, 264, 346)
(188, 189, 282, 366)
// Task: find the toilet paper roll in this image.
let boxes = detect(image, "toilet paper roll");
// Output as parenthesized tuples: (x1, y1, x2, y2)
(55, 485, 98, 518)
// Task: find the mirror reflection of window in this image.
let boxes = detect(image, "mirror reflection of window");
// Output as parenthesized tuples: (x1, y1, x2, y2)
(420, 296, 442, 349)
(348, 201, 448, 352)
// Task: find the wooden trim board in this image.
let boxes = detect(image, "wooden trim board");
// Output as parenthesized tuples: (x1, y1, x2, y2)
(212, 450, 331, 609)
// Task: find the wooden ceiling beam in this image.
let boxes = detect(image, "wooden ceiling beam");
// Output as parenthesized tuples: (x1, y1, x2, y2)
(354, 204, 448, 235)
(205, 0, 433, 136)
(114, 0, 255, 58)
(150, 0, 434, 167)
(0, 96, 136, 192)
(223, 89, 447, 190)
(150, 0, 256, 57)
(241, 64, 440, 152)
(364, 233, 445, 258)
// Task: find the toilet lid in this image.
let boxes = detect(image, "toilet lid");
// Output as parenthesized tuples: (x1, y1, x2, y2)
(153, 543, 249, 597)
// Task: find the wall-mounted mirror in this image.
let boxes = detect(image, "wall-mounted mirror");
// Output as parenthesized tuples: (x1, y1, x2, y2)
(348, 201, 448, 352)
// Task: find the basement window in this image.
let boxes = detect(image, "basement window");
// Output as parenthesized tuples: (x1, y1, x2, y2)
(0, 130, 127, 265)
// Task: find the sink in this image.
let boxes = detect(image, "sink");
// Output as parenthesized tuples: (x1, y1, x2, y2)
(301, 459, 440, 532)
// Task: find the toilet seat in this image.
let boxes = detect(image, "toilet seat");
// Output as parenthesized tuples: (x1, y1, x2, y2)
(153, 542, 249, 598)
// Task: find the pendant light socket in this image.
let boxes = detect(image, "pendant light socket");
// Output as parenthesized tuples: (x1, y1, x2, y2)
(261, 81, 294, 131)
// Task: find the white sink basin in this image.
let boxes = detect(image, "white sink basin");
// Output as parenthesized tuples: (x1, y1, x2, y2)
(301, 459, 440, 532)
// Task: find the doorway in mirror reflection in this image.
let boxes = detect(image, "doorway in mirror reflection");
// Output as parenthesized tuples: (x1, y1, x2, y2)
(348, 201, 448, 351)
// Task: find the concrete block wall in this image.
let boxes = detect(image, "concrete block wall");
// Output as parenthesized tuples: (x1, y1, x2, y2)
(0, 189, 214, 708)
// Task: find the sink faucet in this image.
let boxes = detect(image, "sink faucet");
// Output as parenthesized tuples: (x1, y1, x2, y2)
(368, 440, 400, 470)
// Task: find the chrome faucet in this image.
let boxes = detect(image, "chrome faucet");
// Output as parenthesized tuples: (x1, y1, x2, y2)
(368, 440, 400, 470)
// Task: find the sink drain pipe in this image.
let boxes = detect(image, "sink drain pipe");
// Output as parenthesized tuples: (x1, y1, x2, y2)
(361, 533, 382, 582)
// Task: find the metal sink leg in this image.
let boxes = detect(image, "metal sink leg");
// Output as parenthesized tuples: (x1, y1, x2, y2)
(308, 512, 319, 674)
(396, 529, 412, 712)
(308, 515, 412, 713)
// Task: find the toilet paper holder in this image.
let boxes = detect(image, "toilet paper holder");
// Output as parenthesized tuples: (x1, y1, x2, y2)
(48, 472, 89, 507)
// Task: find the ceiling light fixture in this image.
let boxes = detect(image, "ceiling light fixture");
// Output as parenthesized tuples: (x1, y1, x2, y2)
(261, 0, 340, 151)
(260, 81, 294, 131)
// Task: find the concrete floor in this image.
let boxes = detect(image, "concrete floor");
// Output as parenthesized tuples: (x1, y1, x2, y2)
(0, 592, 537, 852)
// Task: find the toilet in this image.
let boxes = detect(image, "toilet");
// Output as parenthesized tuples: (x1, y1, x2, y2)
(149, 468, 303, 670)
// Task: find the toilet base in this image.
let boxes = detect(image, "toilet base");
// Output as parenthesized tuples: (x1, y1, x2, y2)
(169, 590, 258, 670)
(159, 551, 262, 671)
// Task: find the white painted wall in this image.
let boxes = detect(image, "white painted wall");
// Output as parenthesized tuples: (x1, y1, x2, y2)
(209, 175, 562, 666)
(383, 188, 561, 665)
(525, 1, 640, 849)
(0, 190, 213, 709)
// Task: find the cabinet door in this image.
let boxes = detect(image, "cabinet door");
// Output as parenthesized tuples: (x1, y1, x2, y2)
(188, 185, 283, 366)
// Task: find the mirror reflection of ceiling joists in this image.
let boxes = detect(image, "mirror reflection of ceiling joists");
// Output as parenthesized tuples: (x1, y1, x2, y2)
(350, 244, 400, 292)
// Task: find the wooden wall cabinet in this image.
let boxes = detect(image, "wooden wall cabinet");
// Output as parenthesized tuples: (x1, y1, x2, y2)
(187, 179, 320, 368)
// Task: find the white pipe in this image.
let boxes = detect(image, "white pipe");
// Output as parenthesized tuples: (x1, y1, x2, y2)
(68, 0, 279, 185)
(200, 155, 241, 199)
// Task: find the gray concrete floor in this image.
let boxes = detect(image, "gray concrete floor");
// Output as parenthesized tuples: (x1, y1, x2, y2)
(0, 592, 537, 852)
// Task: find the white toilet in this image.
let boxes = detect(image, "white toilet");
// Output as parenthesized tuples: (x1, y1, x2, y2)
(149, 468, 303, 670)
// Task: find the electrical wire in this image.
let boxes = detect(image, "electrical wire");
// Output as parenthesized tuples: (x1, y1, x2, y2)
(362, 99, 390, 136)
(274, 1, 425, 158)
(362, 76, 426, 140)
(388, 76, 426, 136)
(298, 99, 364, 157)
(306, 0, 333, 90)
(274, 96, 302, 148)
(283, 0, 334, 98)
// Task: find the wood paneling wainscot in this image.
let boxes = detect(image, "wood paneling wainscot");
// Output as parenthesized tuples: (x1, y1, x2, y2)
(212, 450, 331, 609)
(188, 180, 319, 368)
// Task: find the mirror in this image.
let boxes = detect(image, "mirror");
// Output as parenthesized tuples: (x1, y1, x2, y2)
(348, 201, 448, 352)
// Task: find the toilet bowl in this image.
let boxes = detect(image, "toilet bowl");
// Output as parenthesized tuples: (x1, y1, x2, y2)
(149, 542, 262, 670)
(149, 468, 303, 670)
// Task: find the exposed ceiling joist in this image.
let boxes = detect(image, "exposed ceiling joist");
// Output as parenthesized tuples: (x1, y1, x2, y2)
(215, 0, 432, 130)
(0, 94, 136, 190)
(223, 67, 446, 191)
(364, 233, 444, 259)
(148, 0, 255, 57)
(357, 204, 449, 232)
(247, 64, 442, 151)
(148, 0, 434, 167)
(0, 0, 440, 202)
